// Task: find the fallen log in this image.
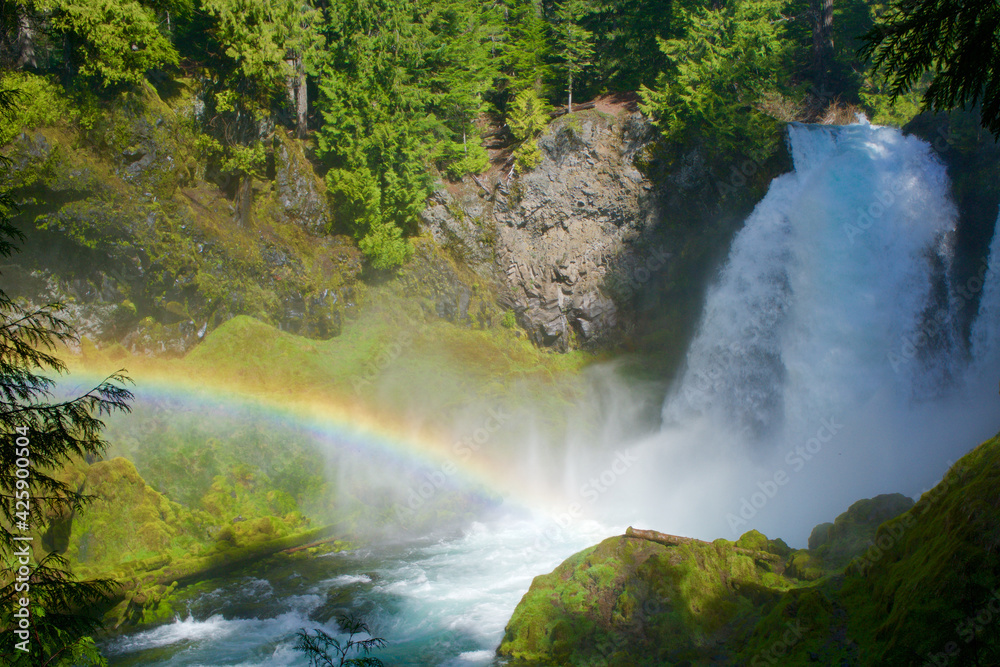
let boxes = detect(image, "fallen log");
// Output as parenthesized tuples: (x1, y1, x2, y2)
(282, 535, 345, 554)
(625, 526, 707, 547)
(549, 101, 597, 118)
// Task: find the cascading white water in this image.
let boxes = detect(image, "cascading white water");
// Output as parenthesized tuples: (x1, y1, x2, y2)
(590, 121, 1000, 544)
(663, 121, 959, 439)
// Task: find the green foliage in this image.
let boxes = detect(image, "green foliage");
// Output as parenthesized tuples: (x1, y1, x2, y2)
(358, 220, 415, 270)
(551, 0, 595, 110)
(294, 615, 387, 667)
(498, 0, 552, 96)
(33, 0, 179, 88)
(315, 0, 438, 268)
(424, 0, 502, 176)
(583, 0, 680, 91)
(507, 88, 551, 171)
(861, 0, 1000, 137)
(861, 77, 928, 127)
(0, 216, 131, 660)
(0, 72, 74, 145)
(639, 0, 794, 162)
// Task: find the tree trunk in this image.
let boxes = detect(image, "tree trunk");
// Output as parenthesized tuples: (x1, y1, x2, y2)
(812, 0, 834, 88)
(567, 69, 573, 114)
(295, 67, 307, 138)
(15, 8, 38, 69)
(286, 54, 308, 138)
(235, 175, 253, 227)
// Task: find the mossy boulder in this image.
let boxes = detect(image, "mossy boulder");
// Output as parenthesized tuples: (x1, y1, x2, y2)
(497, 529, 800, 666)
(500, 431, 1000, 666)
(66, 457, 197, 573)
(809, 493, 914, 569)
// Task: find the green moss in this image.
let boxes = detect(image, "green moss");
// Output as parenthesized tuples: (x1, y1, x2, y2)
(499, 531, 805, 665)
(809, 493, 914, 569)
(736, 529, 769, 551)
(501, 433, 1000, 666)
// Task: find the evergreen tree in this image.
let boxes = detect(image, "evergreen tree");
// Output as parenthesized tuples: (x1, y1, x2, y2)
(640, 0, 793, 162)
(315, 0, 435, 269)
(507, 87, 551, 170)
(19, 0, 179, 87)
(860, 0, 1000, 137)
(584, 0, 676, 91)
(499, 0, 551, 97)
(425, 0, 502, 177)
(551, 0, 594, 112)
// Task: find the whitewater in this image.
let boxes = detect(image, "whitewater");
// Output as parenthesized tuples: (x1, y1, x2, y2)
(107, 121, 1000, 665)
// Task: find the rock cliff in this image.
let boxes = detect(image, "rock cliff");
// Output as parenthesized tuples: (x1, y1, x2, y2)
(422, 109, 663, 350)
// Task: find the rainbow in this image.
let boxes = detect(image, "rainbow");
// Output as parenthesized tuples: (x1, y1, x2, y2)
(57, 361, 561, 514)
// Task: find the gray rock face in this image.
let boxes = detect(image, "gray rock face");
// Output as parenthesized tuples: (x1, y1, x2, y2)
(417, 110, 664, 350)
(272, 131, 331, 234)
(493, 111, 661, 349)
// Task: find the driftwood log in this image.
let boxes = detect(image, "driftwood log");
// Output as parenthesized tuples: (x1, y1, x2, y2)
(282, 536, 342, 554)
(625, 526, 708, 547)
(624, 526, 782, 561)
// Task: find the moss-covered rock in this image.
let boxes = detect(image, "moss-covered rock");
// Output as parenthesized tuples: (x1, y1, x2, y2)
(500, 432, 1000, 666)
(809, 493, 914, 570)
(498, 528, 800, 666)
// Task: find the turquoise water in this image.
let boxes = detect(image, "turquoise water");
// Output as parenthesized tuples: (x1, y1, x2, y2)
(105, 515, 616, 666)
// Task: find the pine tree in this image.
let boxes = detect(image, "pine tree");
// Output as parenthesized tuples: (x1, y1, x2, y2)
(860, 0, 1000, 137)
(507, 87, 551, 170)
(23, 0, 179, 87)
(425, 0, 502, 177)
(315, 0, 435, 268)
(500, 0, 552, 97)
(585, 0, 675, 91)
(552, 0, 594, 113)
(639, 0, 792, 162)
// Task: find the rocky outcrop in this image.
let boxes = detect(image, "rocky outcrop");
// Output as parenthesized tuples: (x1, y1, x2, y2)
(419, 108, 664, 350)
(0, 82, 362, 354)
(270, 130, 331, 235)
(497, 528, 796, 666)
(495, 111, 661, 350)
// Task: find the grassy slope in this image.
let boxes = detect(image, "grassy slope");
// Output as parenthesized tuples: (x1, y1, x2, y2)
(57, 291, 594, 628)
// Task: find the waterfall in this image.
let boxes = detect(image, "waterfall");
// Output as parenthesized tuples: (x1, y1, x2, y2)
(971, 207, 1000, 374)
(663, 121, 960, 441)
(597, 121, 999, 543)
